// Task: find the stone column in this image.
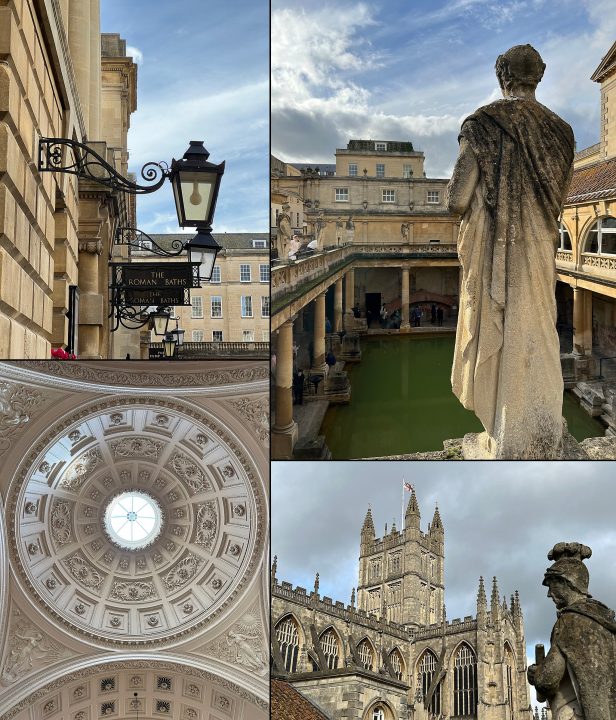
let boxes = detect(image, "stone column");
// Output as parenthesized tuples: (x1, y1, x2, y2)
(69, 0, 91, 134)
(334, 278, 343, 332)
(400, 266, 410, 331)
(272, 320, 298, 459)
(573, 287, 592, 356)
(89, 0, 101, 139)
(312, 292, 327, 372)
(344, 268, 354, 326)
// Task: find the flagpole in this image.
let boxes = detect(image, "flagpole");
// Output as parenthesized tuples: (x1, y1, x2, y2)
(401, 477, 405, 531)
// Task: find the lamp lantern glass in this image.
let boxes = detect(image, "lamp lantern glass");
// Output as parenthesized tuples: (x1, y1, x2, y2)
(186, 229, 221, 281)
(151, 311, 170, 336)
(163, 335, 177, 358)
(170, 141, 225, 228)
(172, 328, 185, 347)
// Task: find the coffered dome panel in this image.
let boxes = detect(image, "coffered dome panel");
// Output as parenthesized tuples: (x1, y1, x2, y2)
(7, 398, 264, 648)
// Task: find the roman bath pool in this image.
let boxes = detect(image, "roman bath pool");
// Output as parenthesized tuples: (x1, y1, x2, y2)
(320, 335, 605, 459)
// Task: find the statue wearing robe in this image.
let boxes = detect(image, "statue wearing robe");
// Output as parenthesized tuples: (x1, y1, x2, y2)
(447, 45, 574, 458)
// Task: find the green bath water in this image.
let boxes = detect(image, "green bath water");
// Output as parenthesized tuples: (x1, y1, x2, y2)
(321, 335, 605, 459)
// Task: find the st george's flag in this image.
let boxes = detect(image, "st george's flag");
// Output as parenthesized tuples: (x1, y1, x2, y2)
(403, 481, 414, 492)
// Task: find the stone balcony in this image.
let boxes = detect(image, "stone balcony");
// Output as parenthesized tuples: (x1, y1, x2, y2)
(272, 242, 458, 321)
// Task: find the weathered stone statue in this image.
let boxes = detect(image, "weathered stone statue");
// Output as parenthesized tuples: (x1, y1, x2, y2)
(528, 542, 616, 720)
(446, 45, 575, 458)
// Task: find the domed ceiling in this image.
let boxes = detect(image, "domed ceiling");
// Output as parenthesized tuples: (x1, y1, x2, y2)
(0, 361, 269, 720)
(8, 398, 261, 646)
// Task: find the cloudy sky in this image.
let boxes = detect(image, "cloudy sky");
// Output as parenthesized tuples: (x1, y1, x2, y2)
(101, 0, 268, 234)
(272, 461, 616, 683)
(272, 0, 616, 176)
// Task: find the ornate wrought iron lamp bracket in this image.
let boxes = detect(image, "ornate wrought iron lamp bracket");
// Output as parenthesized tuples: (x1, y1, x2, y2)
(114, 227, 186, 256)
(38, 138, 169, 194)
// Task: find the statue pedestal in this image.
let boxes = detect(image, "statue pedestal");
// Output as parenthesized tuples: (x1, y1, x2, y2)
(460, 420, 590, 460)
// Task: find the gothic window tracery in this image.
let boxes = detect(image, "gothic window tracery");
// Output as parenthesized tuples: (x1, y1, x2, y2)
(504, 643, 515, 720)
(389, 648, 404, 680)
(319, 628, 340, 669)
(275, 616, 300, 673)
(418, 649, 441, 716)
(387, 583, 402, 623)
(357, 638, 375, 671)
(453, 643, 477, 717)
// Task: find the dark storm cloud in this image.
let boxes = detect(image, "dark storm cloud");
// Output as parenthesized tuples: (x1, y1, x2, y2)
(272, 462, 616, 662)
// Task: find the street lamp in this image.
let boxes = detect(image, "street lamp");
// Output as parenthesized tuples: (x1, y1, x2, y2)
(163, 334, 177, 359)
(169, 141, 225, 228)
(185, 229, 221, 281)
(150, 307, 171, 336)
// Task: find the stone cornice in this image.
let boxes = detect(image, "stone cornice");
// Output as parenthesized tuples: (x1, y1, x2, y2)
(0, 361, 269, 395)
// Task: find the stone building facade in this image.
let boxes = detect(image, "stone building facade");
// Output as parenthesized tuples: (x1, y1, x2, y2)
(271, 491, 532, 720)
(0, 0, 136, 358)
(271, 140, 460, 458)
(557, 42, 616, 382)
(128, 233, 270, 357)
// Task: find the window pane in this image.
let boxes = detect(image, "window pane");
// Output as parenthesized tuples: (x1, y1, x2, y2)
(191, 296, 203, 318)
(587, 229, 599, 253)
(211, 296, 222, 317)
(260, 264, 270, 282)
(240, 264, 251, 282)
(241, 296, 253, 317)
(602, 216, 616, 229)
(211, 266, 221, 283)
(261, 296, 270, 317)
(212, 330, 223, 341)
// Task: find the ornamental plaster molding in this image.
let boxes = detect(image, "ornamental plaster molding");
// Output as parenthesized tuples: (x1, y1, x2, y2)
(6, 396, 266, 649)
(0, 362, 268, 396)
(0, 657, 268, 719)
(194, 602, 267, 676)
(0, 381, 48, 457)
(0, 608, 75, 686)
(227, 397, 269, 445)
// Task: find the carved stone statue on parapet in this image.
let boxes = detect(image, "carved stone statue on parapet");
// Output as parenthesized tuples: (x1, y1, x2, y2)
(446, 45, 575, 459)
(527, 542, 616, 720)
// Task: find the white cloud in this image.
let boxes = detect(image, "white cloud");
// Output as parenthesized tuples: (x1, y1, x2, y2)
(126, 45, 143, 64)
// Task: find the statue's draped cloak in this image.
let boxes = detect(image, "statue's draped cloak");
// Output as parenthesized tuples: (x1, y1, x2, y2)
(452, 98, 574, 457)
(536, 599, 616, 720)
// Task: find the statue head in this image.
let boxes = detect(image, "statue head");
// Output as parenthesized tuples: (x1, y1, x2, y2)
(495, 44, 545, 97)
(542, 542, 592, 608)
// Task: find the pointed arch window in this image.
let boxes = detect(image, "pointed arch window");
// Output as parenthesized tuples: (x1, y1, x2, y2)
(357, 639, 375, 671)
(453, 644, 477, 717)
(320, 628, 340, 669)
(275, 616, 300, 673)
(372, 708, 385, 720)
(585, 216, 616, 255)
(504, 643, 515, 720)
(418, 649, 441, 716)
(389, 648, 405, 680)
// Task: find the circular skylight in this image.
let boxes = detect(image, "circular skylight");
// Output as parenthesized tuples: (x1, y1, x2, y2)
(103, 491, 163, 549)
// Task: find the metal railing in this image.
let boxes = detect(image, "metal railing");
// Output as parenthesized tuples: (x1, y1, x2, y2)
(148, 341, 269, 359)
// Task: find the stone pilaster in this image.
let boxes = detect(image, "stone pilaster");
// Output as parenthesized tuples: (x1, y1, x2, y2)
(344, 268, 355, 327)
(312, 292, 327, 373)
(400, 266, 410, 331)
(69, 0, 91, 134)
(573, 287, 592, 356)
(334, 278, 343, 332)
(272, 319, 298, 459)
(89, 0, 101, 138)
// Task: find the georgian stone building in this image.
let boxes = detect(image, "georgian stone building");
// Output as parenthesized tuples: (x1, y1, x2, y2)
(557, 42, 616, 380)
(0, 360, 269, 719)
(271, 491, 532, 720)
(128, 234, 271, 358)
(271, 140, 460, 458)
(0, 0, 137, 358)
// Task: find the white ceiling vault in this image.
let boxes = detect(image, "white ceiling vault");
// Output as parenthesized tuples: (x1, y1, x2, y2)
(0, 361, 269, 720)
